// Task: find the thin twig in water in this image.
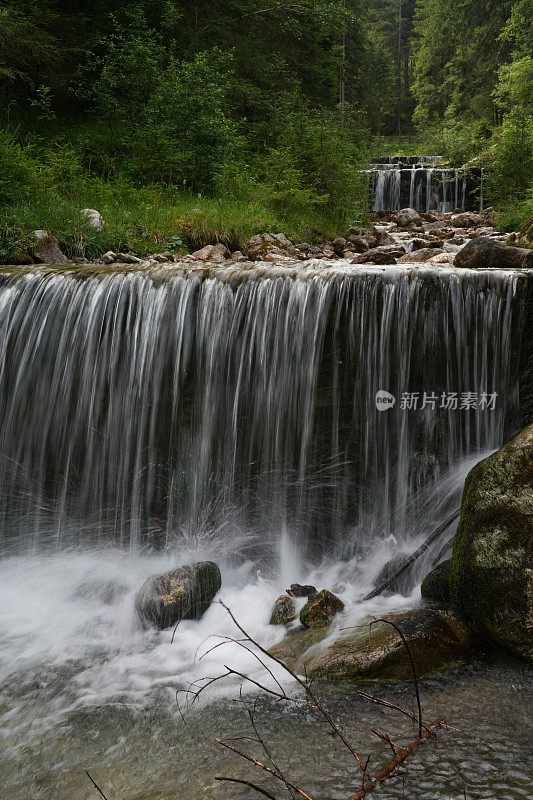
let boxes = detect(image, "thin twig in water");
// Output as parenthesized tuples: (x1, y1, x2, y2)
(370, 618, 423, 738)
(216, 776, 280, 799)
(217, 600, 368, 775)
(170, 605, 192, 644)
(85, 771, 110, 800)
(215, 738, 315, 800)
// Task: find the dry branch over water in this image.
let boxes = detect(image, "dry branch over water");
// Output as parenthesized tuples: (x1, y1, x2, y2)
(176, 601, 447, 799)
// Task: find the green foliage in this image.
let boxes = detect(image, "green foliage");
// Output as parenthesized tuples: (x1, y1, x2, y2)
(412, 0, 514, 124)
(495, 192, 533, 233)
(421, 119, 493, 165)
(0, 0, 531, 262)
(0, 130, 42, 205)
(258, 105, 368, 232)
(129, 51, 241, 191)
(485, 114, 533, 207)
(494, 56, 533, 116)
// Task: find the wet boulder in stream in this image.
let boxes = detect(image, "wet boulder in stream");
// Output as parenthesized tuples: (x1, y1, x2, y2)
(135, 561, 221, 630)
(454, 237, 533, 270)
(269, 595, 297, 625)
(449, 424, 533, 661)
(270, 607, 471, 682)
(299, 589, 345, 628)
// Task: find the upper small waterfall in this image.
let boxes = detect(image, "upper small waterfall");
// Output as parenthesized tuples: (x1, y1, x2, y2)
(368, 156, 484, 213)
(0, 264, 527, 559)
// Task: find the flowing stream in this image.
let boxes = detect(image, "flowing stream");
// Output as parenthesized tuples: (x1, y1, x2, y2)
(0, 263, 531, 799)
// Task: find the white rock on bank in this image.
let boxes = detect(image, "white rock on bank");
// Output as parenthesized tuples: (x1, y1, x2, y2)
(81, 209, 104, 229)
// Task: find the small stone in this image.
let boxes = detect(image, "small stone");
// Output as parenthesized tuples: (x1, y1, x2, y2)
(81, 209, 104, 229)
(269, 595, 297, 625)
(135, 561, 222, 630)
(244, 233, 297, 260)
(394, 208, 423, 228)
(192, 245, 215, 261)
(33, 230, 68, 264)
(332, 237, 347, 256)
(101, 251, 116, 265)
(230, 250, 246, 262)
(348, 235, 370, 253)
(373, 229, 397, 247)
(429, 252, 455, 264)
(450, 212, 483, 228)
(118, 252, 142, 264)
(300, 589, 344, 629)
(397, 248, 444, 263)
(352, 249, 397, 265)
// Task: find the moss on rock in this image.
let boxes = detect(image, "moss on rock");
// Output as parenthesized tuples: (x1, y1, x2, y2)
(269, 607, 471, 682)
(449, 424, 533, 661)
(299, 589, 344, 629)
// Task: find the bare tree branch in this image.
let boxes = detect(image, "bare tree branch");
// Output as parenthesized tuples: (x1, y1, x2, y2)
(362, 508, 460, 601)
(215, 738, 316, 800)
(349, 717, 445, 800)
(370, 618, 423, 738)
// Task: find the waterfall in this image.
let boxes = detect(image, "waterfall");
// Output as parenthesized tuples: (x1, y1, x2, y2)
(372, 169, 401, 211)
(368, 158, 480, 213)
(0, 265, 526, 560)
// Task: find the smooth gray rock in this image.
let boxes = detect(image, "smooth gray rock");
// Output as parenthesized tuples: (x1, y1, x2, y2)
(135, 561, 222, 630)
(454, 237, 533, 270)
(33, 230, 68, 264)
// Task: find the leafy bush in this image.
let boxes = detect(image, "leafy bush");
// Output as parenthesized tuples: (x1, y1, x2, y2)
(486, 114, 533, 207)
(257, 105, 368, 233)
(0, 130, 43, 205)
(129, 50, 242, 191)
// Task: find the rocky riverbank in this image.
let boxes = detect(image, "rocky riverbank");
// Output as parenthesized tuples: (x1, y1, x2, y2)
(26, 208, 533, 269)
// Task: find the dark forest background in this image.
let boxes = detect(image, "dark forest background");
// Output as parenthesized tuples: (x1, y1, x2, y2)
(1, 0, 531, 260)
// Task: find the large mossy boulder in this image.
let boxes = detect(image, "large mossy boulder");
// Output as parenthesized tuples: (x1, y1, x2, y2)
(449, 425, 533, 661)
(270, 607, 470, 682)
(135, 561, 221, 630)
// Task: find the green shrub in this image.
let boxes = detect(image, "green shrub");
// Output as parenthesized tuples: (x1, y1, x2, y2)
(485, 114, 533, 207)
(0, 130, 44, 205)
(495, 191, 533, 234)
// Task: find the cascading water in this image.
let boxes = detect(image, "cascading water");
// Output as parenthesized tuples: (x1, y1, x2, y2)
(0, 264, 525, 558)
(1, 263, 532, 800)
(369, 157, 483, 213)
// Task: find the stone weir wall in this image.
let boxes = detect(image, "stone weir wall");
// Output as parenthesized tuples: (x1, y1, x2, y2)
(368, 156, 484, 213)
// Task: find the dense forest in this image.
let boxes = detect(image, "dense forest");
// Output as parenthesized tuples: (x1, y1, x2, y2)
(1, 0, 531, 260)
